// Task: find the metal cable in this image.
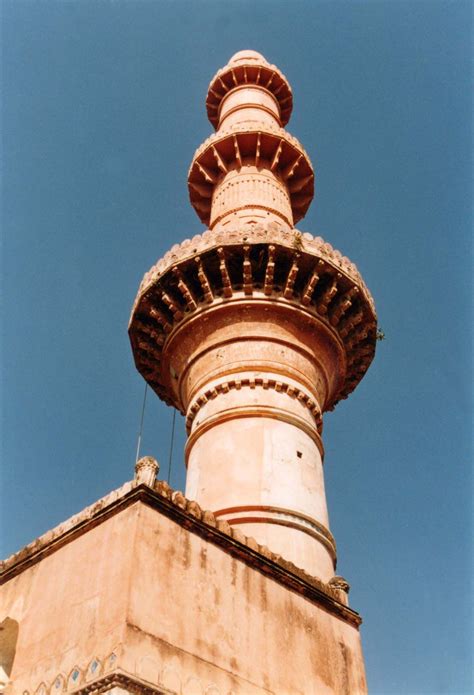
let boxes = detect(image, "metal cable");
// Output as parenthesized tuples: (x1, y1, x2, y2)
(135, 383, 148, 464)
(167, 409, 176, 483)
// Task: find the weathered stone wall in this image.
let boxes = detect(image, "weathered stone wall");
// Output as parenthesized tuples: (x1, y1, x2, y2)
(0, 503, 133, 691)
(1, 491, 366, 694)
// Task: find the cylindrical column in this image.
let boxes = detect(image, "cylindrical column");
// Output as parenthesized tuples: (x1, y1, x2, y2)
(210, 164, 293, 230)
(184, 372, 335, 580)
(218, 85, 281, 130)
(161, 299, 345, 580)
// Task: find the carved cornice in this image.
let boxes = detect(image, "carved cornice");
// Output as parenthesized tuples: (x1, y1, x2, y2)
(206, 54, 293, 128)
(129, 223, 377, 412)
(185, 376, 323, 434)
(73, 670, 166, 694)
(190, 122, 310, 176)
(133, 225, 373, 309)
(28, 668, 169, 694)
(188, 122, 313, 225)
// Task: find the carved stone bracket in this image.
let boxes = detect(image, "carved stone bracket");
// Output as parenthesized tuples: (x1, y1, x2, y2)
(129, 224, 377, 413)
(188, 123, 314, 225)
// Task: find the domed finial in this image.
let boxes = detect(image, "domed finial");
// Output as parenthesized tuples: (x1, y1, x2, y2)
(228, 50, 267, 65)
(134, 455, 159, 487)
(328, 576, 351, 606)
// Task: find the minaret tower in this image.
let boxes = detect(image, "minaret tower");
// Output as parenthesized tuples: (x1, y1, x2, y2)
(0, 51, 375, 694)
(129, 50, 377, 583)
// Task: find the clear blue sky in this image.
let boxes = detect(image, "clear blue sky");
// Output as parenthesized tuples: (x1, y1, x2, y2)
(1, 1, 472, 693)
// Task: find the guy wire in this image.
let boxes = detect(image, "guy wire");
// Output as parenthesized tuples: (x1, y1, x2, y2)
(167, 408, 176, 483)
(135, 383, 148, 464)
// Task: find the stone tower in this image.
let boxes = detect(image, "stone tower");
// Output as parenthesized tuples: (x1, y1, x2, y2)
(1, 51, 376, 694)
(129, 49, 376, 583)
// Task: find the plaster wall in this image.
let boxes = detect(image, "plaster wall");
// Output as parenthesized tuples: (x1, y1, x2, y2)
(122, 503, 366, 695)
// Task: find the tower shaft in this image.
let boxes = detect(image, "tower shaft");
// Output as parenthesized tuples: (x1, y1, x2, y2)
(129, 49, 377, 581)
(180, 299, 337, 579)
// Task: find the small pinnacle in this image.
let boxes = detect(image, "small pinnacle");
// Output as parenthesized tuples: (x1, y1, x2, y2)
(135, 455, 159, 487)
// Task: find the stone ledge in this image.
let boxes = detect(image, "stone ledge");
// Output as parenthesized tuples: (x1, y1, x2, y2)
(129, 223, 377, 411)
(132, 224, 374, 315)
(0, 477, 360, 628)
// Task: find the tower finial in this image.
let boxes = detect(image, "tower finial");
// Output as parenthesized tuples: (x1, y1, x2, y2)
(206, 51, 293, 128)
(189, 51, 313, 230)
